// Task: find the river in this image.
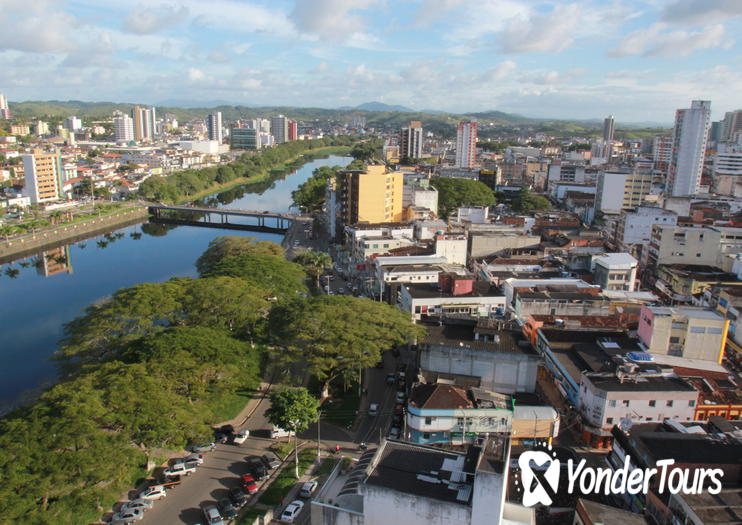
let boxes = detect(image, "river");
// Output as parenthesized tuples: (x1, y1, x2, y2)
(0, 154, 351, 413)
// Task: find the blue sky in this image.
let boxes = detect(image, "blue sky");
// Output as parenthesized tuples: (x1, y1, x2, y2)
(0, 0, 741, 122)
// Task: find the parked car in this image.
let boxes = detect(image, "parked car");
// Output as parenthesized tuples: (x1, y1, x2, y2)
(385, 373, 396, 385)
(163, 460, 197, 477)
(138, 485, 167, 501)
(228, 486, 248, 507)
(232, 428, 250, 445)
(246, 455, 268, 480)
(119, 499, 153, 513)
(395, 391, 406, 403)
(261, 453, 280, 469)
(388, 426, 400, 439)
(271, 425, 292, 439)
(300, 480, 318, 498)
(202, 504, 224, 525)
(189, 442, 216, 453)
(218, 498, 239, 520)
(110, 508, 144, 522)
(183, 453, 204, 465)
(241, 474, 258, 494)
(368, 403, 379, 417)
(280, 500, 305, 523)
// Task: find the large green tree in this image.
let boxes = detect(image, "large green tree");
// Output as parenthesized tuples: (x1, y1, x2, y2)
(429, 177, 496, 218)
(202, 253, 307, 301)
(512, 187, 552, 213)
(293, 250, 332, 288)
(265, 388, 319, 434)
(196, 236, 284, 275)
(291, 165, 340, 213)
(269, 296, 425, 396)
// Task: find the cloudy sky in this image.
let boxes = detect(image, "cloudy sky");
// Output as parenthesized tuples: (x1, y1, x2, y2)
(1, 0, 740, 122)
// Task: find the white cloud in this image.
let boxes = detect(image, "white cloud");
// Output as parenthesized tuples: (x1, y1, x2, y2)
(609, 23, 730, 57)
(414, 0, 466, 26)
(290, 0, 381, 41)
(188, 67, 205, 81)
(500, 3, 581, 53)
(0, 0, 80, 53)
(661, 0, 742, 26)
(123, 4, 189, 34)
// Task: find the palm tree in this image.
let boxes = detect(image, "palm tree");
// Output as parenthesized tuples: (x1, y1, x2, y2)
(294, 251, 332, 289)
(0, 225, 19, 241)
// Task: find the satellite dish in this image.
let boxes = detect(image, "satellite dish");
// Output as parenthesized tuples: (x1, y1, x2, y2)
(619, 417, 633, 433)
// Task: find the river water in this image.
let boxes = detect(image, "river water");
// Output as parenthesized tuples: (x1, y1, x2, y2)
(0, 154, 350, 412)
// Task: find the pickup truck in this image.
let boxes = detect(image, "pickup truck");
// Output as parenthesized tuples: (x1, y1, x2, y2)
(163, 459, 197, 477)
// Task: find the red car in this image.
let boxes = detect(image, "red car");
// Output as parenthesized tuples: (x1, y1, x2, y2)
(241, 474, 258, 494)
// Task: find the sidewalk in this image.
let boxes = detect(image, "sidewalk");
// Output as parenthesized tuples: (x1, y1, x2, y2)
(215, 381, 272, 429)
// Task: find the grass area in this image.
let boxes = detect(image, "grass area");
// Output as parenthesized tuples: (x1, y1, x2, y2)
(258, 449, 316, 506)
(175, 145, 351, 204)
(269, 440, 296, 460)
(204, 387, 255, 423)
(320, 388, 361, 430)
(314, 457, 338, 478)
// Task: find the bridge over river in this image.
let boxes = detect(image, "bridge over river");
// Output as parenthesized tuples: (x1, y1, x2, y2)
(148, 204, 303, 234)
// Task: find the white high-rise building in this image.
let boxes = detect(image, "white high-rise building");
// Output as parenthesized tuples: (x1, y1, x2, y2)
(270, 115, 288, 143)
(64, 116, 82, 131)
(400, 121, 423, 159)
(207, 112, 223, 142)
(603, 115, 615, 142)
(720, 110, 742, 143)
(0, 93, 10, 119)
(668, 100, 711, 196)
(455, 120, 477, 168)
(113, 115, 135, 143)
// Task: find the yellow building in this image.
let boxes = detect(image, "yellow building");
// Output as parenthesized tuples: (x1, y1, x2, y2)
(622, 169, 654, 209)
(21, 150, 62, 203)
(337, 165, 404, 233)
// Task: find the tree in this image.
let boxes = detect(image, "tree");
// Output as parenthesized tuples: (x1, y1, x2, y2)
(293, 251, 332, 288)
(429, 177, 496, 218)
(196, 236, 284, 275)
(512, 187, 552, 213)
(265, 388, 318, 478)
(269, 296, 425, 397)
(350, 142, 377, 162)
(202, 253, 307, 301)
(291, 165, 340, 213)
(265, 388, 319, 435)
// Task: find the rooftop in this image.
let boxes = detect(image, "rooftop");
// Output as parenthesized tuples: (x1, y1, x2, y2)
(421, 322, 536, 355)
(578, 499, 650, 525)
(592, 252, 637, 268)
(365, 440, 475, 506)
(646, 305, 726, 321)
(584, 373, 696, 392)
(404, 281, 503, 299)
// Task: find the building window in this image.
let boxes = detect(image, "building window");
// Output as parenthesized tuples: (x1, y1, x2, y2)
(670, 337, 680, 344)
(690, 327, 706, 334)
(667, 400, 673, 407)
(423, 433, 430, 439)
(609, 400, 617, 407)
(649, 400, 656, 407)
(425, 417, 432, 425)
(689, 400, 695, 407)
(606, 418, 614, 425)
(457, 418, 464, 426)
(622, 400, 630, 407)
(707, 327, 723, 334)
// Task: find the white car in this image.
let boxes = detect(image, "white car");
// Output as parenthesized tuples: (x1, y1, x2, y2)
(120, 499, 153, 513)
(280, 500, 305, 523)
(183, 453, 204, 465)
(233, 428, 250, 445)
(138, 485, 167, 501)
(395, 391, 406, 403)
(163, 460, 197, 477)
(111, 508, 144, 522)
(300, 480, 318, 498)
(368, 403, 379, 417)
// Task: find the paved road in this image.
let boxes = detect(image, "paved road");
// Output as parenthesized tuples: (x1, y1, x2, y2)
(133, 395, 275, 525)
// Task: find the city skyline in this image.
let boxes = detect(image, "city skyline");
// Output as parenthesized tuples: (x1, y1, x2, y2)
(0, 0, 741, 122)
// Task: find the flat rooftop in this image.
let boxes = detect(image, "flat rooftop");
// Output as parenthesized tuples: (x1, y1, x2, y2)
(647, 306, 725, 320)
(405, 281, 504, 299)
(365, 440, 475, 506)
(421, 322, 536, 355)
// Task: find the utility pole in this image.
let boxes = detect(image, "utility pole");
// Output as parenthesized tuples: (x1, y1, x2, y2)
(290, 419, 300, 479)
(317, 413, 321, 463)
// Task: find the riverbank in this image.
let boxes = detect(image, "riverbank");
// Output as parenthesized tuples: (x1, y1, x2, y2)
(176, 145, 351, 204)
(0, 205, 148, 263)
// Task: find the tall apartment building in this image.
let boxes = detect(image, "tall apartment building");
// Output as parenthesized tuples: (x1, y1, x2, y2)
(270, 115, 288, 143)
(400, 120, 423, 159)
(34, 120, 50, 136)
(595, 168, 653, 213)
(603, 115, 615, 142)
(719, 109, 742, 142)
(0, 93, 10, 119)
(652, 135, 672, 177)
(455, 120, 477, 168)
(131, 106, 155, 142)
(668, 100, 711, 196)
(21, 150, 62, 204)
(64, 116, 82, 131)
(113, 115, 134, 143)
(328, 165, 404, 238)
(206, 112, 223, 142)
(287, 120, 298, 141)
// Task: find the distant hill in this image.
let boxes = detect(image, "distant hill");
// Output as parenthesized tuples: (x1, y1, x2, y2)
(354, 101, 415, 112)
(6, 100, 669, 138)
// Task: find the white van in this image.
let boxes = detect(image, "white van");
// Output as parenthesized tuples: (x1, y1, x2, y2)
(271, 426, 292, 439)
